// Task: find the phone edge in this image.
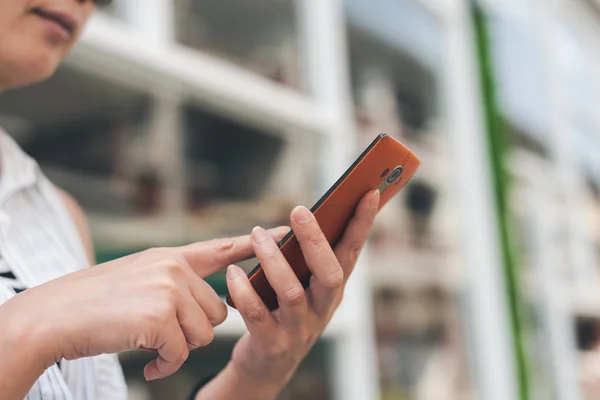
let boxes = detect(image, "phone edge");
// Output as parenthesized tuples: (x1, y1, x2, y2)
(226, 132, 388, 306)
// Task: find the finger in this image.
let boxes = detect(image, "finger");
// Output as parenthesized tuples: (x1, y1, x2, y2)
(290, 206, 343, 316)
(334, 190, 379, 283)
(226, 264, 277, 338)
(156, 259, 227, 327)
(143, 320, 189, 381)
(179, 226, 291, 277)
(183, 271, 228, 326)
(177, 295, 215, 350)
(251, 226, 308, 326)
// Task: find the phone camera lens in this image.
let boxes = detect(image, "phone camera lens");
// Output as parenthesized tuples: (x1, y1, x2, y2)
(386, 166, 404, 184)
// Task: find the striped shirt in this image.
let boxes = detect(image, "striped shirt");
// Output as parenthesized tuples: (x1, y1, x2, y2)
(0, 130, 128, 400)
(0, 257, 26, 293)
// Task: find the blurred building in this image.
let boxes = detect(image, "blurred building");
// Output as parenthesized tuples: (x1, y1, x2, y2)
(3, 0, 600, 400)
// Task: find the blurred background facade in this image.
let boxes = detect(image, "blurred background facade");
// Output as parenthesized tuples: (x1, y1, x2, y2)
(2, 0, 600, 399)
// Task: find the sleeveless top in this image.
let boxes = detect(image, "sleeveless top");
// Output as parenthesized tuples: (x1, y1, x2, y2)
(0, 130, 128, 400)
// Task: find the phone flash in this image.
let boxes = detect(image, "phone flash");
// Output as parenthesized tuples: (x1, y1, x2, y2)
(379, 166, 404, 193)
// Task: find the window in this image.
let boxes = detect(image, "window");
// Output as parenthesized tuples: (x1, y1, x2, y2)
(174, 0, 303, 90)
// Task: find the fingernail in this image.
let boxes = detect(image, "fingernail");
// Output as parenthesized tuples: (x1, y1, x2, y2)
(292, 206, 313, 225)
(371, 190, 380, 209)
(227, 264, 242, 280)
(252, 226, 270, 243)
(144, 366, 158, 381)
(272, 225, 291, 234)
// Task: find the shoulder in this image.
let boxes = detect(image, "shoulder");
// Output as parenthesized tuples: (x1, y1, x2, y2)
(56, 188, 85, 227)
(55, 187, 96, 265)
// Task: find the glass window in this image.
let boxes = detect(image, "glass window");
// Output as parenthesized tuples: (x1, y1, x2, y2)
(174, 0, 303, 90)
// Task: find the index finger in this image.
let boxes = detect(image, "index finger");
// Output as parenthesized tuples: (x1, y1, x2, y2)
(177, 226, 290, 277)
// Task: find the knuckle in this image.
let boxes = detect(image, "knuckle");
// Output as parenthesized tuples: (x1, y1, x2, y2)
(349, 243, 363, 263)
(296, 328, 314, 347)
(322, 267, 344, 288)
(157, 275, 180, 295)
(163, 259, 185, 275)
(176, 348, 190, 365)
(217, 302, 228, 324)
(244, 301, 267, 325)
(198, 327, 215, 347)
(141, 307, 169, 329)
(153, 279, 180, 307)
(307, 231, 326, 249)
(133, 334, 151, 351)
(159, 300, 177, 318)
(214, 237, 236, 255)
(209, 302, 228, 326)
(265, 341, 287, 361)
(264, 249, 280, 263)
(281, 286, 306, 308)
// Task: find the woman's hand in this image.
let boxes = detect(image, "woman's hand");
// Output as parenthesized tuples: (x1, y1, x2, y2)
(0, 227, 289, 385)
(198, 190, 379, 399)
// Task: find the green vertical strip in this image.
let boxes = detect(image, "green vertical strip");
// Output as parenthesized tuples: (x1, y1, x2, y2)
(469, 3, 530, 400)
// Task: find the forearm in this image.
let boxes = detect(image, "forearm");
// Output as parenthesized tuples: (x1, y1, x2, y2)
(0, 298, 54, 399)
(195, 362, 289, 400)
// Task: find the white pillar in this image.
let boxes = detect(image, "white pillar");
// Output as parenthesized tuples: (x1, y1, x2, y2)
(297, 0, 380, 399)
(442, 2, 519, 400)
(531, 175, 583, 400)
(297, 0, 354, 175)
(533, 1, 585, 399)
(144, 89, 186, 241)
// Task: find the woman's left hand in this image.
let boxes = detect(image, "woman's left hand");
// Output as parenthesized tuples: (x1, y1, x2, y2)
(198, 190, 379, 399)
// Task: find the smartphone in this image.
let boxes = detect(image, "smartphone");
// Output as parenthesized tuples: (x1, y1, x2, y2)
(226, 133, 420, 311)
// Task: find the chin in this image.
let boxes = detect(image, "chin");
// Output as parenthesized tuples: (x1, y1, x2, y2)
(0, 44, 63, 91)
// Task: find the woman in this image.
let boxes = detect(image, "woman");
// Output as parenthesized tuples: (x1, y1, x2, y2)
(0, 1, 380, 399)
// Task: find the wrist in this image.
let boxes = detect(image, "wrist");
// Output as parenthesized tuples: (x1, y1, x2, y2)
(195, 361, 285, 400)
(0, 295, 57, 397)
(1, 293, 61, 370)
(229, 361, 290, 398)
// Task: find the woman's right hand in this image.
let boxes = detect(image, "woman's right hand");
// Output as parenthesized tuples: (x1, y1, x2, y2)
(0, 227, 289, 381)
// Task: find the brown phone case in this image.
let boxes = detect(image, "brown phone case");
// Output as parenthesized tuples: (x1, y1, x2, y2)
(226, 133, 420, 311)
